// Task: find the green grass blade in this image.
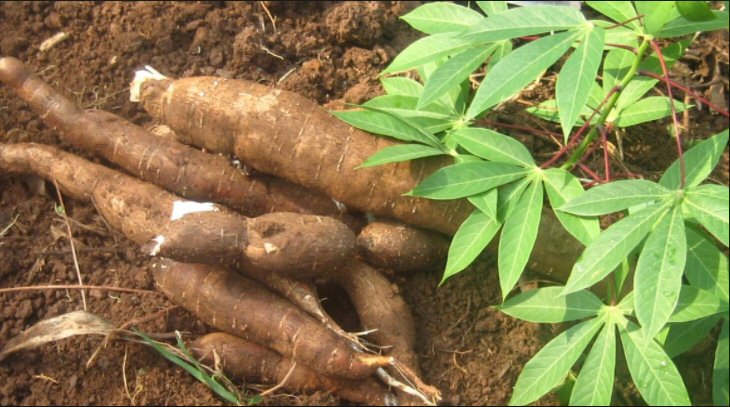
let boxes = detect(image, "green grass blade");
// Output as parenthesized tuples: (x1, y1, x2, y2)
(634, 206, 687, 339)
(358, 144, 446, 168)
(658, 11, 729, 37)
(570, 322, 616, 406)
(460, 5, 585, 44)
(419, 46, 496, 108)
(615, 96, 690, 128)
(563, 202, 670, 295)
(619, 320, 691, 406)
(684, 184, 729, 246)
(442, 209, 502, 283)
(585, 1, 640, 30)
(670, 285, 727, 323)
(498, 180, 543, 299)
(542, 168, 600, 245)
(401, 2, 484, 34)
(661, 129, 728, 189)
(559, 179, 671, 216)
(410, 161, 529, 200)
(557, 26, 604, 143)
(383, 33, 474, 74)
(685, 226, 729, 302)
(662, 314, 722, 358)
(498, 287, 603, 323)
(714, 318, 729, 406)
(468, 188, 498, 220)
(467, 30, 580, 120)
(381, 77, 424, 97)
(509, 318, 604, 406)
(452, 127, 536, 167)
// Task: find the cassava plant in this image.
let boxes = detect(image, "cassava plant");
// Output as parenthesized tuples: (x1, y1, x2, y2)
(336, 1, 729, 405)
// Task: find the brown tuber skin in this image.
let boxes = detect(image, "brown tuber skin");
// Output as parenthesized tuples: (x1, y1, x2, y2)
(192, 332, 395, 406)
(0, 143, 356, 280)
(0, 56, 363, 231)
(151, 259, 392, 380)
(358, 220, 449, 273)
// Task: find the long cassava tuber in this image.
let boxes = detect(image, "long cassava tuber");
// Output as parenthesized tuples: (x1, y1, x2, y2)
(132, 70, 586, 282)
(357, 220, 449, 273)
(0, 56, 363, 231)
(151, 259, 392, 380)
(192, 332, 395, 406)
(0, 143, 356, 279)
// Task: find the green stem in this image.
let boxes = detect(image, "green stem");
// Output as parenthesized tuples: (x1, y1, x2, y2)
(560, 37, 652, 170)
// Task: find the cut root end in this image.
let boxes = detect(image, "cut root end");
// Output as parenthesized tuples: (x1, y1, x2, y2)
(130, 65, 168, 102)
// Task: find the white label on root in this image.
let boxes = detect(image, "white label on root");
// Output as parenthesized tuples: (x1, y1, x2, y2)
(130, 65, 169, 102)
(149, 235, 166, 256)
(170, 201, 219, 221)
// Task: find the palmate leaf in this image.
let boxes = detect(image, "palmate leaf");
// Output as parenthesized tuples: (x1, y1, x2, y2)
(419, 45, 496, 108)
(460, 5, 585, 44)
(618, 320, 691, 406)
(634, 206, 687, 339)
(603, 48, 635, 96)
(452, 127, 535, 168)
(409, 161, 528, 200)
(476, 1, 507, 17)
(466, 30, 580, 120)
(676, 1, 716, 22)
(570, 322, 616, 406)
(331, 109, 438, 146)
(585, 1, 640, 30)
(563, 202, 671, 295)
(509, 317, 604, 406)
(614, 96, 690, 128)
(442, 209, 502, 283)
(714, 319, 729, 406)
(592, 21, 640, 49)
(556, 26, 604, 143)
(498, 179, 543, 299)
(381, 77, 423, 97)
(669, 285, 727, 323)
(542, 168, 600, 246)
(685, 226, 729, 301)
(362, 94, 456, 134)
(657, 10, 729, 37)
(559, 179, 671, 216)
(358, 144, 445, 168)
(661, 129, 729, 190)
(683, 184, 730, 246)
(401, 2, 484, 35)
(634, 1, 680, 35)
(526, 99, 597, 126)
(498, 286, 602, 323)
(662, 314, 722, 358)
(383, 33, 474, 74)
(468, 188, 498, 220)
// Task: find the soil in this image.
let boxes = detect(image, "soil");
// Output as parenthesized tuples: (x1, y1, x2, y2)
(0, 2, 727, 406)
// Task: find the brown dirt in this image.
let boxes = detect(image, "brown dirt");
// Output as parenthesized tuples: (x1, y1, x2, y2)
(0, 2, 727, 406)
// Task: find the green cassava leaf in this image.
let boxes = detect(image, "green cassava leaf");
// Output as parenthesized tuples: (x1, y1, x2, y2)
(383, 33, 474, 74)
(401, 2, 484, 34)
(634, 206, 687, 338)
(585, 1, 640, 30)
(542, 168, 601, 246)
(442, 209, 502, 283)
(619, 319, 691, 406)
(468, 188, 498, 220)
(684, 184, 730, 246)
(510, 318, 604, 406)
(476, 1, 507, 16)
(669, 285, 727, 323)
(657, 11, 729, 37)
(714, 319, 729, 406)
(452, 127, 536, 167)
(563, 202, 671, 295)
(569, 322, 616, 406)
(559, 179, 671, 216)
(557, 26, 605, 143)
(685, 226, 729, 301)
(467, 30, 580, 120)
(661, 129, 729, 189)
(592, 20, 640, 49)
(358, 144, 446, 168)
(498, 177, 532, 221)
(410, 161, 528, 199)
(498, 180, 543, 299)
(526, 99, 597, 126)
(603, 48, 635, 96)
(662, 314, 722, 358)
(331, 109, 438, 146)
(460, 5, 585, 44)
(381, 77, 424, 97)
(498, 286, 602, 323)
(420, 45, 497, 108)
(676, 1, 717, 22)
(634, 1, 680, 35)
(363, 95, 455, 121)
(614, 96, 690, 128)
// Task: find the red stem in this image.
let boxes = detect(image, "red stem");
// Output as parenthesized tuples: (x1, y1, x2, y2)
(578, 163, 602, 183)
(651, 40, 685, 188)
(599, 126, 611, 182)
(638, 70, 730, 118)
